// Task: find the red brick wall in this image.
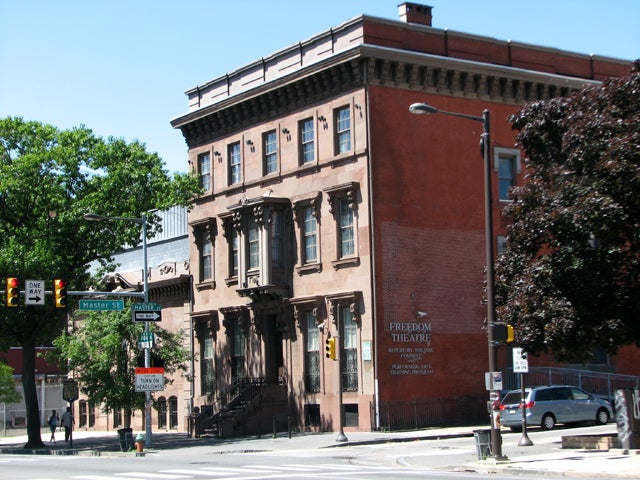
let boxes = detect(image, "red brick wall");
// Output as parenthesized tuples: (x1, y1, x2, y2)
(361, 20, 629, 81)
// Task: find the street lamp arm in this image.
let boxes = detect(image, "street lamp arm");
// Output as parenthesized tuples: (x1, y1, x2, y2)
(83, 213, 144, 225)
(409, 102, 484, 124)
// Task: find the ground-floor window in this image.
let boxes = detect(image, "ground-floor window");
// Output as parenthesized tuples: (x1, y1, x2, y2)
(79, 400, 87, 428)
(112, 409, 123, 429)
(169, 396, 178, 429)
(341, 307, 358, 392)
(305, 311, 320, 392)
(344, 403, 359, 427)
(304, 404, 321, 427)
(157, 397, 167, 429)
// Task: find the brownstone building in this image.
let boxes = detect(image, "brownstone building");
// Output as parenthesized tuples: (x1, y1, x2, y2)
(171, 3, 635, 434)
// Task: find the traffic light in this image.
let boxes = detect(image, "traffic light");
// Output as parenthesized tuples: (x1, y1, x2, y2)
(5, 278, 19, 307)
(54, 279, 67, 309)
(325, 337, 336, 360)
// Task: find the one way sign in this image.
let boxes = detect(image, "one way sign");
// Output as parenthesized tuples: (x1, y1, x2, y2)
(133, 310, 161, 322)
(25, 280, 45, 306)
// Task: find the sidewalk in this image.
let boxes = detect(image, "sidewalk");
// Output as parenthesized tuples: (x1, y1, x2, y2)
(2, 425, 639, 478)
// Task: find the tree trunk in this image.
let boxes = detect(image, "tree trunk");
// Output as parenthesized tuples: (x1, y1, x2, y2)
(22, 338, 45, 449)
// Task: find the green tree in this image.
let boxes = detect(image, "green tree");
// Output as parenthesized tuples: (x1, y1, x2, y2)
(0, 362, 21, 404)
(495, 61, 640, 363)
(51, 303, 188, 427)
(0, 117, 200, 447)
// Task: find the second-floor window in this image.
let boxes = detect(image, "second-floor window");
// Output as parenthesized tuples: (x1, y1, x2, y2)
(263, 130, 278, 175)
(229, 229, 239, 278)
(336, 106, 351, 154)
(495, 148, 521, 201)
(303, 206, 318, 263)
(300, 118, 315, 164)
(198, 152, 211, 192)
(339, 198, 355, 258)
(247, 216, 260, 270)
(228, 142, 241, 185)
(271, 210, 283, 268)
(200, 229, 213, 281)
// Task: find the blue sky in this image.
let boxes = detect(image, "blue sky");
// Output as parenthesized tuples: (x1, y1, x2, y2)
(1, 0, 638, 174)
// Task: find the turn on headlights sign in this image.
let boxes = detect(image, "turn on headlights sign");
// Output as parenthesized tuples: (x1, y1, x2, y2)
(135, 367, 165, 392)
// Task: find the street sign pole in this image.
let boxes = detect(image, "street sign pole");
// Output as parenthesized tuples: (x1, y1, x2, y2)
(141, 213, 152, 448)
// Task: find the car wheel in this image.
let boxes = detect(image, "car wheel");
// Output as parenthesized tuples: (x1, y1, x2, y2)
(541, 413, 556, 430)
(595, 408, 610, 425)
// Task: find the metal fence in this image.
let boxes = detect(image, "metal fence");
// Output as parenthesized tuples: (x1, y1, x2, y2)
(502, 367, 640, 401)
(372, 395, 487, 432)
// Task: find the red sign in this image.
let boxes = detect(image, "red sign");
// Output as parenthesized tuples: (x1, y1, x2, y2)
(135, 367, 164, 375)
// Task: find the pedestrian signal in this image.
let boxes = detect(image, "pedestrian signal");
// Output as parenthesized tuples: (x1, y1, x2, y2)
(6, 278, 19, 307)
(54, 279, 67, 309)
(492, 323, 515, 344)
(325, 337, 336, 360)
(506, 324, 515, 343)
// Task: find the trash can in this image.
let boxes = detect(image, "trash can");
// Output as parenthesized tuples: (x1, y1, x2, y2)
(117, 428, 133, 452)
(473, 429, 492, 460)
(615, 389, 640, 450)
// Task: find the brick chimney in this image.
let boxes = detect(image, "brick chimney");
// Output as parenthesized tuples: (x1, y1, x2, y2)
(398, 2, 433, 26)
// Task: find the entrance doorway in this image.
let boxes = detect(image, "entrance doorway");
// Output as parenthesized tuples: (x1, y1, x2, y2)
(264, 315, 283, 382)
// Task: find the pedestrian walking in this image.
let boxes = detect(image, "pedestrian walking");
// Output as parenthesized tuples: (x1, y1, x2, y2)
(47, 409, 59, 443)
(60, 406, 74, 442)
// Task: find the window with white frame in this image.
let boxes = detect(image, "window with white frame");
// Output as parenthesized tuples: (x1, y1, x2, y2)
(247, 215, 260, 270)
(191, 219, 216, 285)
(263, 130, 278, 175)
(300, 118, 315, 164)
(229, 228, 239, 278)
(340, 307, 358, 392)
(303, 206, 318, 263)
(201, 229, 213, 281)
(325, 182, 358, 266)
(271, 210, 283, 268)
(497, 235, 506, 256)
(339, 198, 355, 258)
(198, 152, 211, 192)
(228, 141, 241, 185)
(335, 106, 351, 154)
(201, 327, 215, 394)
(305, 311, 320, 392)
(494, 148, 521, 201)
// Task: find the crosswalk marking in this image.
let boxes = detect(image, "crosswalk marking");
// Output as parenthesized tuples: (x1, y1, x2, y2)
(160, 470, 234, 476)
(48, 462, 426, 480)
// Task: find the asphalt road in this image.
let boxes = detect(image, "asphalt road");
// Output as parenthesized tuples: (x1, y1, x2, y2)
(0, 424, 626, 480)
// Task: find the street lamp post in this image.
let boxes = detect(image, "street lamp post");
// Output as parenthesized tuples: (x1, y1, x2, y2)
(83, 213, 152, 448)
(409, 102, 504, 459)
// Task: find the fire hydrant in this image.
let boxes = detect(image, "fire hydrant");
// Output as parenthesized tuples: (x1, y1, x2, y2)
(134, 433, 145, 453)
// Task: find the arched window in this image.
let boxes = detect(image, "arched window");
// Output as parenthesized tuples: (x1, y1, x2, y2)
(79, 400, 87, 428)
(157, 396, 167, 429)
(169, 396, 178, 429)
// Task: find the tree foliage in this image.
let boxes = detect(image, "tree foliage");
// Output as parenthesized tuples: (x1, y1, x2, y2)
(0, 362, 21, 404)
(0, 117, 200, 447)
(495, 61, 640, 363)
(50, 303, 188, 426)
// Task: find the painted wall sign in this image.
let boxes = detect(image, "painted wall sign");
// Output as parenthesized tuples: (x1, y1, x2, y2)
(387, 320, 434, 376)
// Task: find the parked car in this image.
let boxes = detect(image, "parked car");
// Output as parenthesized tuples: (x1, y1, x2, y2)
(499, 385, 612, 431)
